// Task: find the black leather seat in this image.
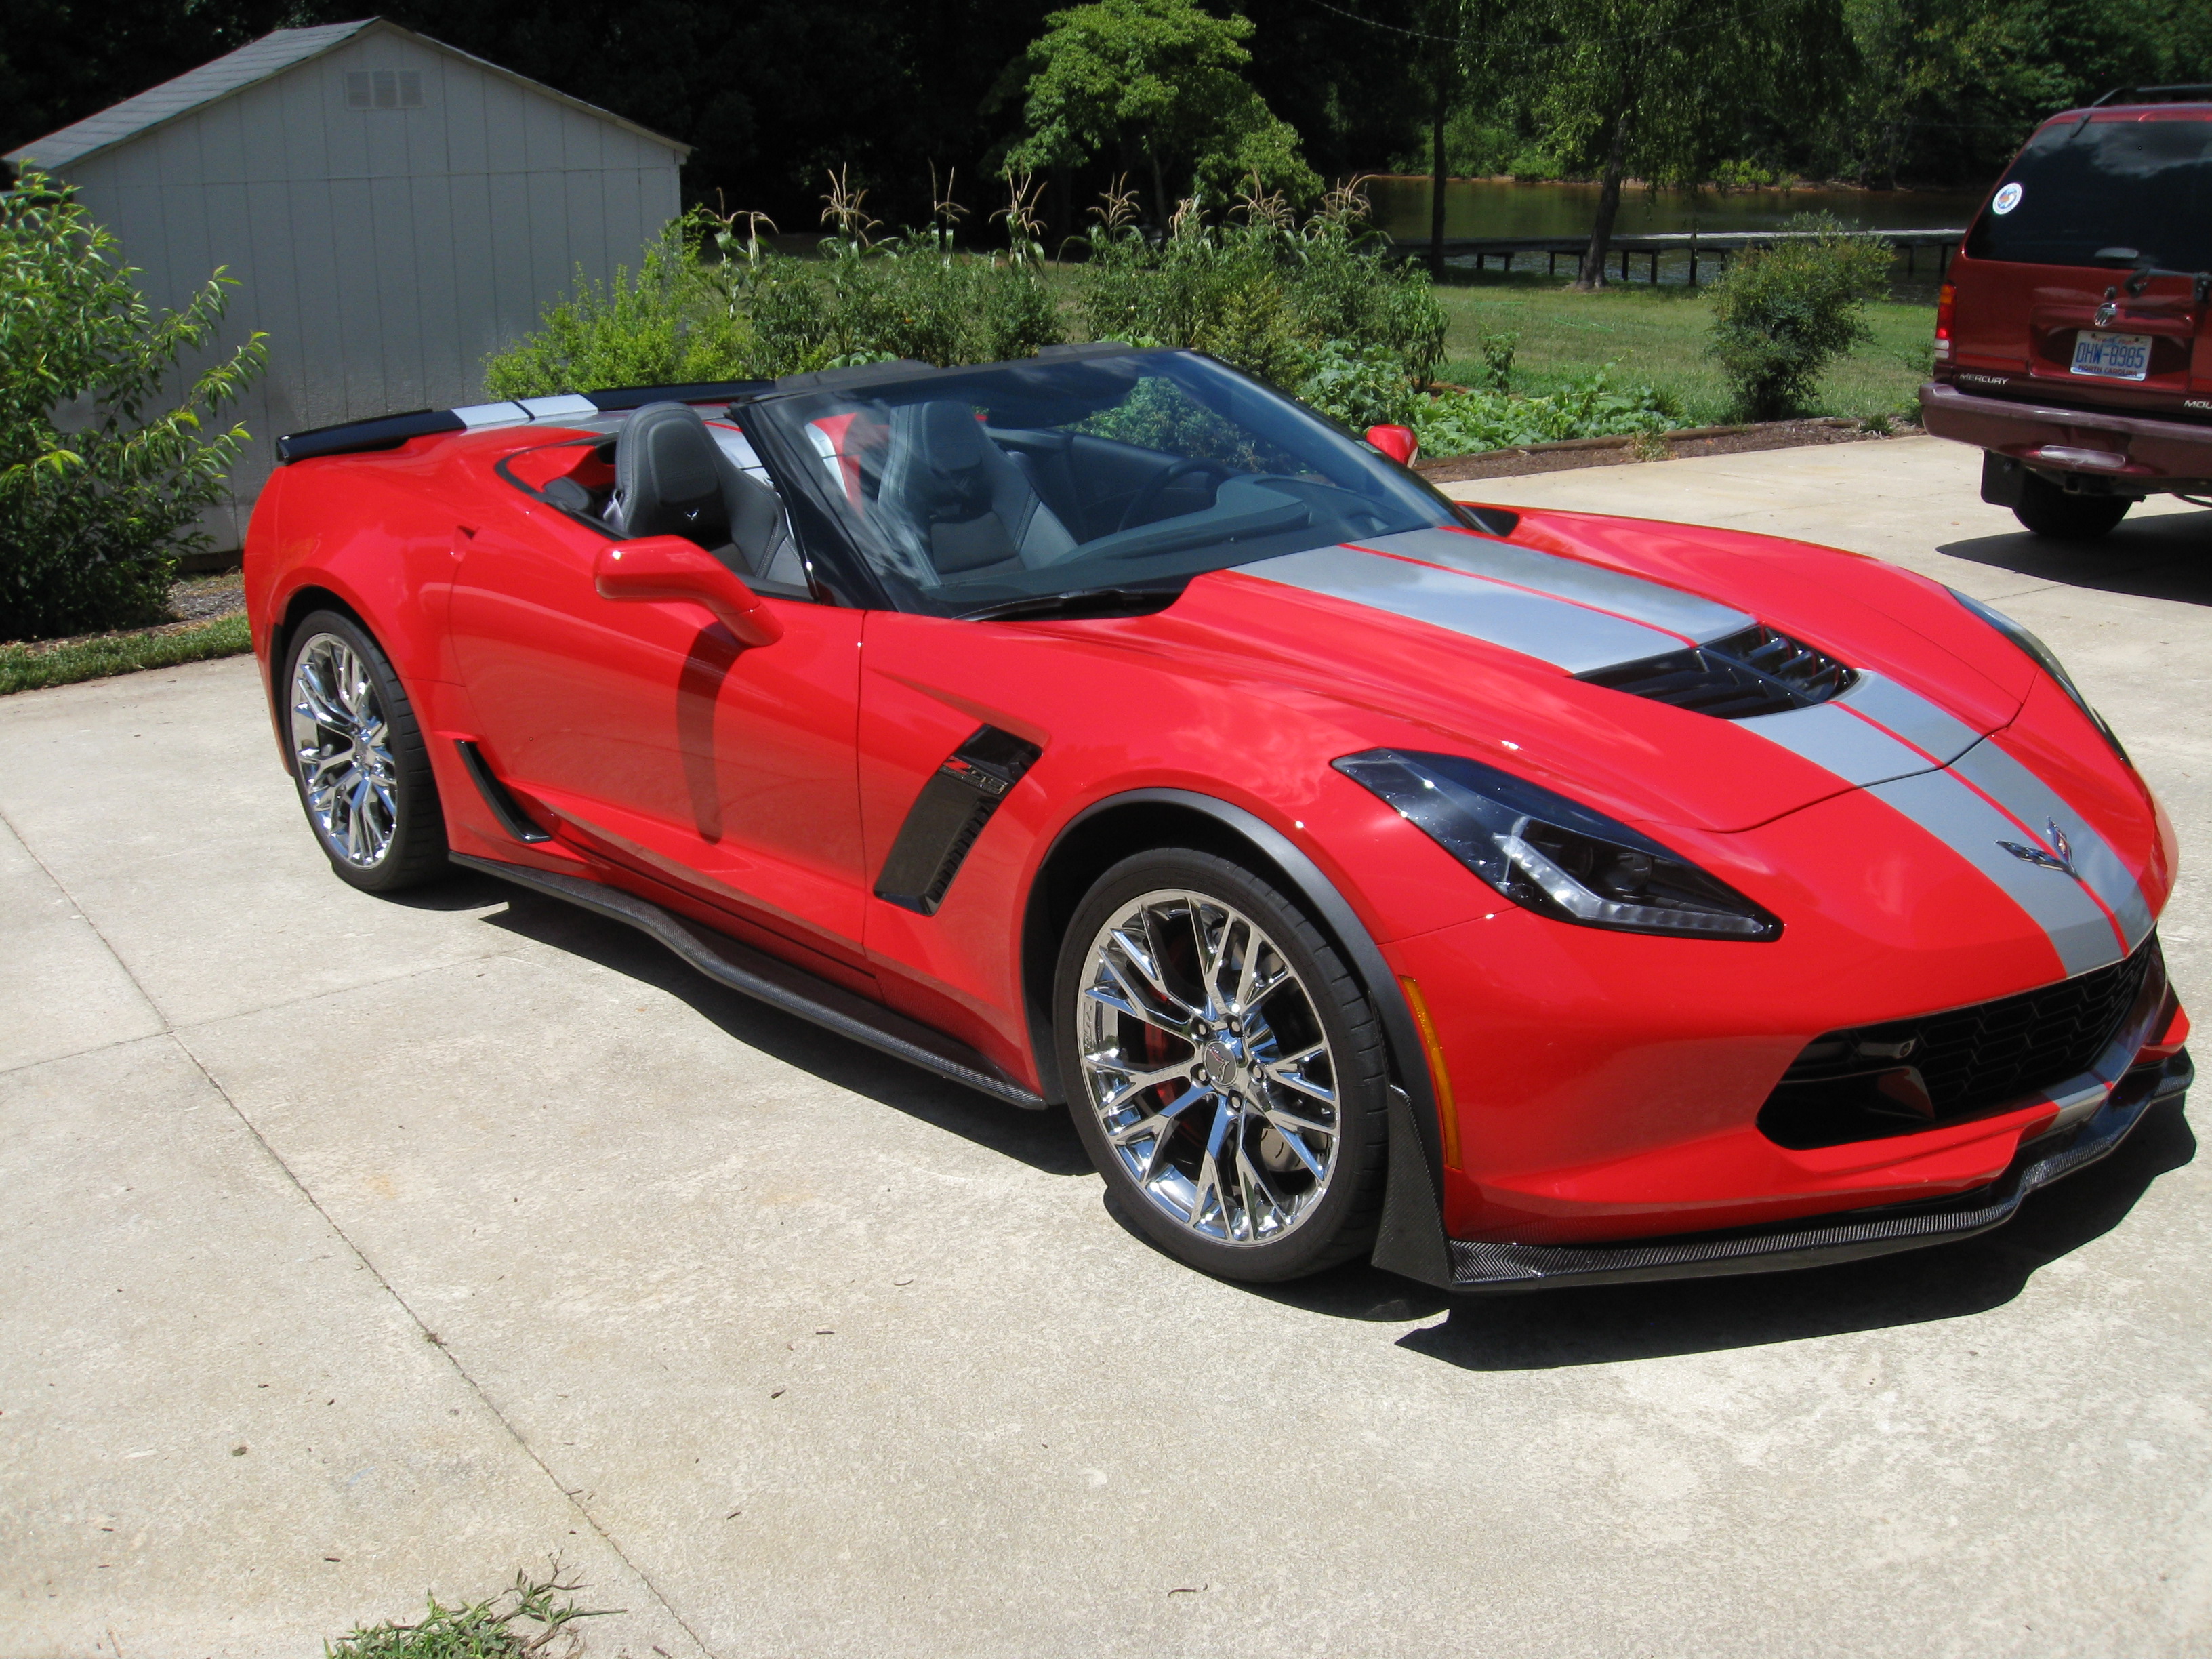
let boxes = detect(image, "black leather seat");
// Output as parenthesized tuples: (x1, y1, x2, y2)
(610, 402, 796, 586)
(876, 400, 1076, 578)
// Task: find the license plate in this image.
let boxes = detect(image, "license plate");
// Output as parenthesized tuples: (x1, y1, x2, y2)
(2071, 331, 2152, 380)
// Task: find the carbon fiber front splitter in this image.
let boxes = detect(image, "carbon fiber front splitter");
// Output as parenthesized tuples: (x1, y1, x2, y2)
(1447, 1049, 2192, 1292)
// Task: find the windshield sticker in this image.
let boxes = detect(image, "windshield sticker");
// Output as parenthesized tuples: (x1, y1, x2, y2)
(1992, 182, 2024, 215)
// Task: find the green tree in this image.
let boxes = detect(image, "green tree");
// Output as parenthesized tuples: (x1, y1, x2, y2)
(1541, 0, 1850, 289)
(1835, 0, 2212, 186)
(0, 171, 264, 640)
(995, 0, 1319, 222)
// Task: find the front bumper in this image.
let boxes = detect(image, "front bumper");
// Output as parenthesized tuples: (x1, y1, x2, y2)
(1919, 380, 2212, 491)
(1446, 1049, 2190, 1292)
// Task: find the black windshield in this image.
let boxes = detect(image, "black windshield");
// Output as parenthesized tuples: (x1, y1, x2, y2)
(743, 350, 1456, 618)
(1967, 115, 2212, 272)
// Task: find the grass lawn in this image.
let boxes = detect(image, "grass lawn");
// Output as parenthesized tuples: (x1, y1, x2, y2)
(1431, 270, 1938, 428)
(0, 611, 250, 695)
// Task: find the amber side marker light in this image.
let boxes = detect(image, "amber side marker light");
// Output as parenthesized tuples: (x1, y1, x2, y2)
(1399, 976, 1462, 1169)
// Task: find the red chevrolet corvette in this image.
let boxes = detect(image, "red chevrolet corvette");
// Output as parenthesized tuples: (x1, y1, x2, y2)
(246, 346, 2190, 1290)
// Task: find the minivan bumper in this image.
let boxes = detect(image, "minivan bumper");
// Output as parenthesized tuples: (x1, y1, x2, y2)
(1921, 380, 2212, 494)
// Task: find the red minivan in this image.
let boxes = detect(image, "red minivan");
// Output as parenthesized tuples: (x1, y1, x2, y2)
(1921, 87, 2212, 539)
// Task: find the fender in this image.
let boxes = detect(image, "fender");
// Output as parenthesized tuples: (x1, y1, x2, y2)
(1036, 787, 1454, 1287)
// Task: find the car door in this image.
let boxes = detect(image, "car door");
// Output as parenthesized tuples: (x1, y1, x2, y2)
(448, 483, 870, 973)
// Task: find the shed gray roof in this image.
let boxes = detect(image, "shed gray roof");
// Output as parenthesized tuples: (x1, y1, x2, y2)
(5, 18, 689, 169)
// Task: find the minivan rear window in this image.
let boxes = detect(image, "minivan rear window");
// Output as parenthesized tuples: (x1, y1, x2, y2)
(1965, 115, 2212, 273)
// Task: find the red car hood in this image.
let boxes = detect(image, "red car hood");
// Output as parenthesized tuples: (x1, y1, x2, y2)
(1094, 513, 2164, 972)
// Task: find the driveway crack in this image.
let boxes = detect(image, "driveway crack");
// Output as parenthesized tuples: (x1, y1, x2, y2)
(0, 801, 717, 1658)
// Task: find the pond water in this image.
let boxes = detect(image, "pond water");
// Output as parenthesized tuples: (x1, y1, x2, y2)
(1366, 176, 1986, 242)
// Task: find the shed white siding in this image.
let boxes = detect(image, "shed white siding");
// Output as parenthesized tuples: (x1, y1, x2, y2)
(14, 21, 684, 546)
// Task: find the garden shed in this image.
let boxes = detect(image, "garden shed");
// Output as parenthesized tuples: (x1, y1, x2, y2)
(5, 18, 688, 549)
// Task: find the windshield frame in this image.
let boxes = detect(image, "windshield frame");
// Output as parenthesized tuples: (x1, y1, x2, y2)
(735, 346, 1475, 619)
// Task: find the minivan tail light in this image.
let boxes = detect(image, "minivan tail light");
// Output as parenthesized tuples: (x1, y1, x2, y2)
(1934, 282, 1956, 355)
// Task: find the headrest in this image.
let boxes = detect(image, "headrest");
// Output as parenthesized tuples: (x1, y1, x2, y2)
(917, 401, 987, 474)
(615, 402, 728, 543)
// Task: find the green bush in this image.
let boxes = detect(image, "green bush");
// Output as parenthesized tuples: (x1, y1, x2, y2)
(1071, 192, 1448, 401)
(481, 228, 747, 398)
(1410, 368, 1680, 458)
(1707, 214, 1893, 421)
(1, 171, 265, 642)
(483, 208, 1066, 395)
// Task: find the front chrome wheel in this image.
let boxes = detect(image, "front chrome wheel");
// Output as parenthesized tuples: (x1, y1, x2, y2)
(290, 632, 398, 868)
(1075, 888, 1341, 1246)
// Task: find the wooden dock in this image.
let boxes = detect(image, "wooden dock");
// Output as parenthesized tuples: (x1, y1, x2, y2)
(1385, 228, 1966, 284)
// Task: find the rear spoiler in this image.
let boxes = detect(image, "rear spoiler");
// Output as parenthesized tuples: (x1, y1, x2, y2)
(274, 379, 773, 464)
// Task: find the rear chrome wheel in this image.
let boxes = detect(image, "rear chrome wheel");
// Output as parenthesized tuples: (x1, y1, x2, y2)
(291, 633, 396, 868)
(282, 611, 447, 893)
(1057, 851, 1388, 1281)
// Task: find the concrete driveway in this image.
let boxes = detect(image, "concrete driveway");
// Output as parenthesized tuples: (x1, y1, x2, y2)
(3, 436, 2208, 1658)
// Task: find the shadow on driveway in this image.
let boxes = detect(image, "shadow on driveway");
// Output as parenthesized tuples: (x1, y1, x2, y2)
(455, 877, 2195, 1364)
(474, 884, 1093, 1178)
(1247, 1098, 2195, 1368)
(1938, 505, 2212, 606)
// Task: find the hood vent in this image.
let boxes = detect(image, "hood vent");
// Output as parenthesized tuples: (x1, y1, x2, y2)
(1578, 624, 1854, 719)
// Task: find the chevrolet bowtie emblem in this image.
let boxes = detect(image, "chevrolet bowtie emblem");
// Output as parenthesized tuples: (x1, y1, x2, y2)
(2000, 820, 2081, 878)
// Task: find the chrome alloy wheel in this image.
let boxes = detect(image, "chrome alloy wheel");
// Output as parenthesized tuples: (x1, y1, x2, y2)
(1075, 889, 1340, 1246)
(289, 632, 398, 868)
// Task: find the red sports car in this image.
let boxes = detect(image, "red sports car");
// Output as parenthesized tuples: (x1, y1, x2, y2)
(245, 346, 2190, 1290)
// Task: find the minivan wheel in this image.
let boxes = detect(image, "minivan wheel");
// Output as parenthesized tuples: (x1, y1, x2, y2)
(1054, 848, 1390, 1282)
(2013, 472, 2131, 540)
(283, 610, 448, 892)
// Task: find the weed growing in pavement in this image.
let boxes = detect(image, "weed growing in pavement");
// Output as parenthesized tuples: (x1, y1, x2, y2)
(325, 1565, 618, 1659)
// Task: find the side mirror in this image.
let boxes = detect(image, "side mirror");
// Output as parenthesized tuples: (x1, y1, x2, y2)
(1365, 424, 1420, 467)
(593, 537, 783, 649)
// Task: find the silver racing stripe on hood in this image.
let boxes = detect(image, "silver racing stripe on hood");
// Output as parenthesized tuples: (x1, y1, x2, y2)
(1948, 739, 2156, 953)
(1236, 525, 2148, 972)
(1869, 764, 2133, 975)
(1355, 526, 1757, 643)
(1745, 674, 2139, 972)
(1236, 534, 1755, 675)
(1732, 672, 1983, 787)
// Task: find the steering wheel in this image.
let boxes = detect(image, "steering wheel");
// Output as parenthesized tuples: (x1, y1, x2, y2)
(1116, 456, 1235, 533)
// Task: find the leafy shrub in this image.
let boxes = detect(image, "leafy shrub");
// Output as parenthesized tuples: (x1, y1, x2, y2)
(1, 171, 265, 641)
(483, 207, 1065, 395)
(1072, 188, 1448, 399)
(1409, 368, 1680, 458)
(1473, 329, 1517, 392)
(481, 229, 747, 399)
(1296, 341, 1416, 430)
(1707, 214, 1893, 421)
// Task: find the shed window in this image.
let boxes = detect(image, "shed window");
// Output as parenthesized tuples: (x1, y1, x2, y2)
(344, 69, 424, 110)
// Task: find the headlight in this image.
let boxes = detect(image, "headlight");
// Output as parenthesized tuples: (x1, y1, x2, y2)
(1333, 749, 1782, 941)
(1950, 587, 2131, 766)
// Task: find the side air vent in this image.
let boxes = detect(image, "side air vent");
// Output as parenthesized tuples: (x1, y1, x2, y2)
(1579, 624, 1855, 719)
(874, 726, 1043, 916)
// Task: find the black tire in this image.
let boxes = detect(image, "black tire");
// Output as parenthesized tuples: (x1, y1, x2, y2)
(281, 610, 448, 893)
(1053, 848, 1390, 1282)
(2013, 472, 2131, 540)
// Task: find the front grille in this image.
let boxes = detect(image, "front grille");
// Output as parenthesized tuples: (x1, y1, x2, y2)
(1580, 624, 1854, 719)
(1759, 937, 2158, 1149)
